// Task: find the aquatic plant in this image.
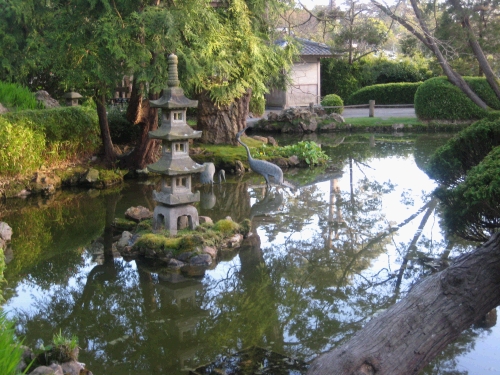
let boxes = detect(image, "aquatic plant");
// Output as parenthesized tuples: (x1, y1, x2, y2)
(0, 312, 24, 375)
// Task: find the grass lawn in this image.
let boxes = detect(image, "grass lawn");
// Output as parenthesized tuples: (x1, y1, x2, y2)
(346, 117, 424, 127)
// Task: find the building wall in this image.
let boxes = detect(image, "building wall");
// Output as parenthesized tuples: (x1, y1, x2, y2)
(265, 56, 321, 108)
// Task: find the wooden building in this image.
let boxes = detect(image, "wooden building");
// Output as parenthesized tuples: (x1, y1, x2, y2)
(265, 38, 332, 108)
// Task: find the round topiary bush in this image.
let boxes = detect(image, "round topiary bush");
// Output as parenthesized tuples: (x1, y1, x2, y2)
(414, 76, 498, 121)
(321, 94, 344, 114)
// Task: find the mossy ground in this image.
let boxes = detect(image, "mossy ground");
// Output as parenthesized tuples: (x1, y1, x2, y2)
(131, 218, 246, 255)
(191, 136, 270, 170)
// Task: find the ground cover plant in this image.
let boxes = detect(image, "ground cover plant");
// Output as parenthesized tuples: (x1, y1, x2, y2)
(255, 141, 330, 166)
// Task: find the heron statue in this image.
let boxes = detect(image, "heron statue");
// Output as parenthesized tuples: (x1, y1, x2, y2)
(236, 127, 283, 188)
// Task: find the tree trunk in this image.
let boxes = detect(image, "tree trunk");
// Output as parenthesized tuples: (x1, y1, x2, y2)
(123, 80, 160, 170)
(307, 233, 500, 375)
(95, 93, 116, 163)
(197, 89, 251, 145)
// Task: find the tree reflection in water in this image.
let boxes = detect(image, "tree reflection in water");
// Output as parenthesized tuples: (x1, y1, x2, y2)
(2, 133, 493, 374)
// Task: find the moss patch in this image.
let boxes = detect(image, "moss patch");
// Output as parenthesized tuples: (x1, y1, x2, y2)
(113, 218, 137, 232)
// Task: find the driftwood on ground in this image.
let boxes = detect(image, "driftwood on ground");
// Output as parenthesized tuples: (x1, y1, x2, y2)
(307, 233, 500, 375)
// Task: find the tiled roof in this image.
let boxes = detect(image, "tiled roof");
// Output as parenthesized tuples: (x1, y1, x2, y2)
(296, 38, 332, 57)
(275, 37, 332, 57)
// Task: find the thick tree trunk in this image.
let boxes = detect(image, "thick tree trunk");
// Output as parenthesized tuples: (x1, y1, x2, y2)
(307, 233, 500, 375)
(197, 89, 251, 145)
(95, 93, 116, 163)
(123, 81, 160, 170)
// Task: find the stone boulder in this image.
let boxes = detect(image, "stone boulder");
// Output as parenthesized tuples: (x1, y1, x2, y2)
(0, 103, 8, 114)
(35, 90, 60, 109)
(116, 231, 134, 251)
(0, 222, 13, 242)
(125, 206, 153, 222)
(30, 172, 62, 196)
(29, 364, 63, 375)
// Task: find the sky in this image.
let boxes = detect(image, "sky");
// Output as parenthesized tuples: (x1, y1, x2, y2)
(299, 0, 332, 8)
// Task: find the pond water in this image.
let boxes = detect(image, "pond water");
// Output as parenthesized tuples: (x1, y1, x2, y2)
(1, 132, 498, 375)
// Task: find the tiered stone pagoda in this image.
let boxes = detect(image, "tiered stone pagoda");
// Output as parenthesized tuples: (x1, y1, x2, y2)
(147, 53, 205, 235)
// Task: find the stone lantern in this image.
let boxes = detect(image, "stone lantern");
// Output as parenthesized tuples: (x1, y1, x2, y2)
(147, 53, 205, 235)
(63, 91, 83, 106)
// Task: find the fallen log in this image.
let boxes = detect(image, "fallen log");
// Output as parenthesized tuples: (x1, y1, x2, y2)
(307, 233, 500, 375)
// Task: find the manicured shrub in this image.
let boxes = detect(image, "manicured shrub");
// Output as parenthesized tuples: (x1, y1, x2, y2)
(346, 82, 422, 105)
(0, 106, 100, 176)
(321, 94, 344, 114)
(0, 81, 38, 110)
(414, 76, 499, 121)
(426, 118, 500, 186)
(434, 146, 500, 242)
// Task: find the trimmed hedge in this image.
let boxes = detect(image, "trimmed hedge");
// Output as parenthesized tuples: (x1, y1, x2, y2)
(414, 76, 500, 121)
(345, 82, 422, 105)
(426, 118, 500, 186)
(0, 107, 100, 176)
(321, 94, 344, 114)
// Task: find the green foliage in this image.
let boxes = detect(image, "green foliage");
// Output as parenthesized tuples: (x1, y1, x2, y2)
(0, 117, 45, 176)
(434, 146, 500, 241)
(50, 330, 79, 362)
(414, 77, 500, 121)
(107, 108, 139, 145)
(321, 59, 365, 100)
(0, 312, 24, 375)
(321, 94, 344, 114)
(249, 94, 266, 117)
(0, 107, 100, 176)
(346, 82, 421, 105)
(257, 141, 330, 166)
(0, 248, 5, 304)
(0, 82, 38, 110)
(364, 60, 432, 84)
(426, 118, 500, 186)
(321, 57, 434, 100)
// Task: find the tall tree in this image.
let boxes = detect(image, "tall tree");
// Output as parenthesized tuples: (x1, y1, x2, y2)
(371, 0, 493, 109)
(0, 0, 296, 167)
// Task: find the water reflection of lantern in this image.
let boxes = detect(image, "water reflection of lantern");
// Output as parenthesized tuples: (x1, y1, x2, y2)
(147, 53, 205, 235)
